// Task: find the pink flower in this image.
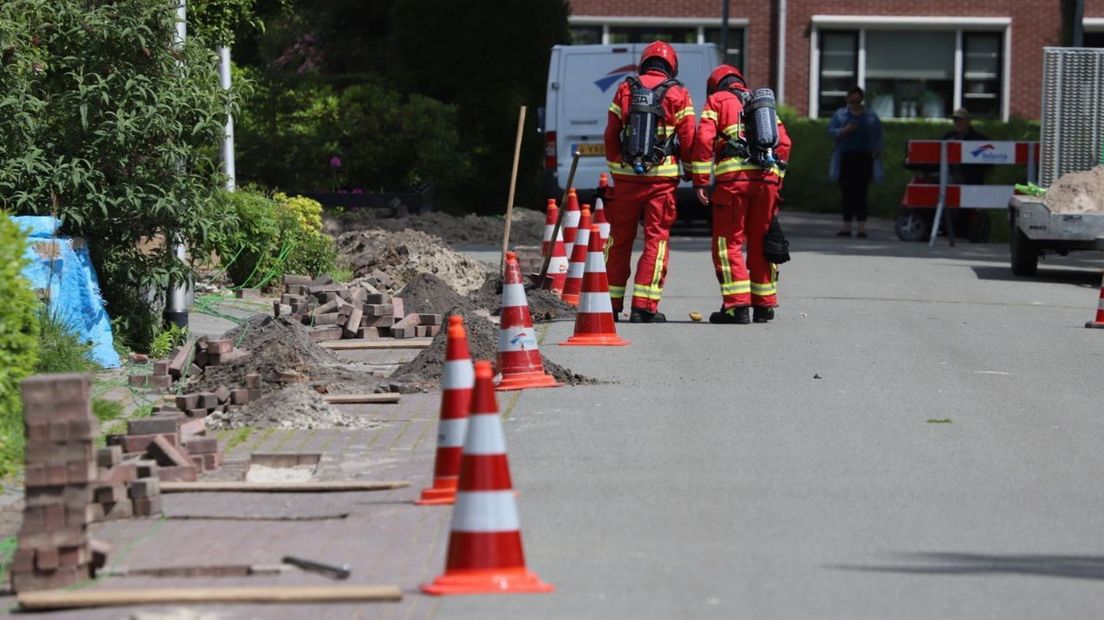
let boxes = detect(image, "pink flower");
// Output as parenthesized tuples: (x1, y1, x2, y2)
(329, 156, 342, 169)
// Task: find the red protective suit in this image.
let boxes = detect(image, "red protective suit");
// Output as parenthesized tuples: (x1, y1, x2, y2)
(690, 86, 791, 310)
(602, 69, 696, 314)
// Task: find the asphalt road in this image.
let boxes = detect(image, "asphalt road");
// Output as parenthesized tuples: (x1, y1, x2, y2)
(441, 212, 1104, 619)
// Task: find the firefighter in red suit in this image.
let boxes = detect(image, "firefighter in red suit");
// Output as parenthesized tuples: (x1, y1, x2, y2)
(603, 41, 696, 323)
(690, 65, 791, 324)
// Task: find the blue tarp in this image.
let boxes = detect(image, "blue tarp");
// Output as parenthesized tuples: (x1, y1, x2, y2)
(12, 216, 121, 368)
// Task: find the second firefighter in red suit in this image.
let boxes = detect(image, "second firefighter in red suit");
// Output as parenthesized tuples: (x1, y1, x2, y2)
(690, 65, 791, 324)
(603, 41, 696, 323)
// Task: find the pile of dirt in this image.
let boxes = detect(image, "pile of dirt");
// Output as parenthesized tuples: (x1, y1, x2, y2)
(336, 228, 490, 295)
(206, 384, 380, 430)
(399, 273, 474, 316)
(390, 312, 596, 390)
(1046, 165, 1104, 213)
(326, 207, 546, 247)
(465, 274, 575, 322)
(189, 315, 384, 396)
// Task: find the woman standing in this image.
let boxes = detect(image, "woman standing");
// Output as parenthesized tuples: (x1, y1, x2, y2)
(828, 86, 883, 238)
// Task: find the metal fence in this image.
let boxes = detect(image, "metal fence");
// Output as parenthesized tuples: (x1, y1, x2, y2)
(1040, 47, 1104, 187)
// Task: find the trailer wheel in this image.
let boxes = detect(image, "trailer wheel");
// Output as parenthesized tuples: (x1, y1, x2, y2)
(895, 209, 929, 242)
(1010, 228, 1039, 276)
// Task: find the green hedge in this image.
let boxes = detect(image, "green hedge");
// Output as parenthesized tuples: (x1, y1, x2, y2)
(0, 212, 39, 476)
(779, 117, 1040, 219)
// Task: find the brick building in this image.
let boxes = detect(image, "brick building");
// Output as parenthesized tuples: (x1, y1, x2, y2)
(568, 0, 1104, 120)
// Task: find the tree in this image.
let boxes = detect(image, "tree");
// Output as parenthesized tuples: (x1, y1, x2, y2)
(0, 0, 234, 348)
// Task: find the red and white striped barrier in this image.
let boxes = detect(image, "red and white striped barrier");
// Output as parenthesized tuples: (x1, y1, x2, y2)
(902, 183, 1017, 210)
(421, 361, 554, 596)
(906, 140, 1039, 166)
(498, 253, 561, 391)
(560, 205, 592, 306)
(594, 174, 611, 245)
(541, 223, 569, 295)
(1087, 277, 1104, 329)
(541, 199, 558, 257)
(416, 315, 475, 506)
(562, 188, 582, 258)
(561, 225, 629, 347)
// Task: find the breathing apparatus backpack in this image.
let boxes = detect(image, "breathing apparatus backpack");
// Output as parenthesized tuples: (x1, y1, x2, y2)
(621, 76, 682, 174)
(722, 87, 786, 172)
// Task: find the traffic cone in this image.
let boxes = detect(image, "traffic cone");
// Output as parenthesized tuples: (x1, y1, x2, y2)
(422, 361, 554, 596)
(498, 252, 561, 391)
(541, 223, 569, 296)
(1086, 275, 1104, 328)
(594, 174, 611, 245)
(562, 188, 582, 258)
(541, 199, 558, 258)
(416, 316, 475, 506)
(560, 205, 593, 306)
(561, 224, 630, 347)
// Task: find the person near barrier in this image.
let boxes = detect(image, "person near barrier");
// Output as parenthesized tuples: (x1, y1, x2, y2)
(690, 64, 791, 324)
(602, 41, 696, 323)
(828, 86, 883, 238)
(943, 108, 990, 186)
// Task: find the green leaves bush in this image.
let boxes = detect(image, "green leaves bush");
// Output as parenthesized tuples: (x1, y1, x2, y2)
(0, 0, 235, 349)
(236, 72, 468, 197)
(215, 188, 335, 286)
(0, 212, 39, 477)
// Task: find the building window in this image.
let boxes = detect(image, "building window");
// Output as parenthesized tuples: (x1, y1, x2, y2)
(608, 26, 697, 44)
(962, 32, 1002, 119)
(814, 27, 1005, 119)
(702, 28, 746, 73)
(817, 31, 858, 117)
(570, 26, 602, 45)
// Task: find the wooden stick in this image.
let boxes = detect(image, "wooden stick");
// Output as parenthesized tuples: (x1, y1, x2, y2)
(319, 338, 431, 350)
(322, 393, 400, 405)
(18, 585, 402, 610)
(501, 105, 527, 273)
(160, 481, 410, 493)
(538, 150, 581, 282)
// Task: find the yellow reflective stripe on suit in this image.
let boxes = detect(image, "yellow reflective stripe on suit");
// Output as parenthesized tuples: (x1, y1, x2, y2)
(716, 236, 733, 288)
(674, 106, 695, 123)
(687, 161, 713, 174)
(701, 109, 719, 121)
(607, 159, 680, 177)
(609, 102, 622, 119)
(751, 281, 777, 296)
(721, 281, 750, 295)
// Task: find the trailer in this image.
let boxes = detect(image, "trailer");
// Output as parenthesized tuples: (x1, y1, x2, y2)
(1007, 195, 1104, 275)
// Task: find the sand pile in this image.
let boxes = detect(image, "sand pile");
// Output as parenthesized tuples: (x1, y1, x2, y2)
(327, 207, 546, 247)
(1045, 165, 1104, 213)
(336, 229, 490, 295)
(206, 384, 380, 430)
(390, 312, 597, 391)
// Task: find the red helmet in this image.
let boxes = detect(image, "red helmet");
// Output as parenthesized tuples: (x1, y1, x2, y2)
(639, 41, 679, 77)
(707, 64, 745, 94)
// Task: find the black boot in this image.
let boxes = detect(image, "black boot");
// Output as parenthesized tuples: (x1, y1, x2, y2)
(708, 306, 750, 324)
(753, 306, 775, 323)
(629, 308, 667, 323)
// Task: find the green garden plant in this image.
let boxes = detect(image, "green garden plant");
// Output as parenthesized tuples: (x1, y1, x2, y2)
(0, 212, 39, 477)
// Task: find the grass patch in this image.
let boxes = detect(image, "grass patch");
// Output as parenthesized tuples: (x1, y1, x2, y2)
(34, 307, 98, 374)
(91, 398, 124, 424)
(0, 535, 17, 587)
(330, 265, 354, 283)
(226, 427, 254, 449)
(927, 418, 953, 424)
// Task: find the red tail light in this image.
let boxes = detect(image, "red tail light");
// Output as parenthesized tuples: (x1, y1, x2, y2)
(545, 131, 557, 170)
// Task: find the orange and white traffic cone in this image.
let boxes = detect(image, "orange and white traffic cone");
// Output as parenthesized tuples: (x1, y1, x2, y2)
(562, 188, 582, 258)
(541, 223, 569, 296)
(422, 361, 554, 596)
(560, 205, 593, 306)
(498, 252, 561, 391)
(561, 224, 630, 347)
(594, 174, 611, 245)
(1087, 275, 1104, 328)
(416, 315, 475, 506)
(541, 199, 558, 258)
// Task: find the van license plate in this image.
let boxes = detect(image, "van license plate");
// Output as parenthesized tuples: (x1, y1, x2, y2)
(576, 143, 605, 156)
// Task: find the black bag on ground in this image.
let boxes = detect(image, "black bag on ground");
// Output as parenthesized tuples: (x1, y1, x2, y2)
(763, 214, 790, 264)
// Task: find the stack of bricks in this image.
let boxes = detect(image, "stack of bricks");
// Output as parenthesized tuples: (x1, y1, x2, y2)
(12, 374, 102, 591)
(104, 408, 225, 485)
(91, 448, 161, 520)
(127, 336, 246, 390)
(275, 274, 443, 342)
(168, 372, 262, 420)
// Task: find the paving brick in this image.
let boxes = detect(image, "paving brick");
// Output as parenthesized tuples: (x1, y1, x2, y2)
(25, 442, 93, 465)
(283, 274, 312, 286)
(244, 373, 262, 389)
(44, 464, 67, 487)
(66, 504, 95, 528)
(132, 495, 163, 517)
(65, 460, 96, 485)
(34, 547, 59, 571)
(168, 336, 198, 379)
(417, 313, 443, 326)
(20, 374, 91, 408)
(57, 545, 88, 568)
(214, 385, 232, 404)
(119, 433, 177, 454)
(175, 394, 199, 411)
(67, 419, 95, 438)
(99, 500, 134, 521)
(10, 548, 34, 573)
(180, 418, 206, 438)
(158, 465, 198, 482)
(149, 374, 172, 389)
(93, 483, 127, 504)
(208, 339, 233, 354)
(194, 392, 217, 409)
(152, 361, 170, 376)
(96, 446, 122, 468)
(247, 388, 263, 401)
(202, 452, 220, 471)
(364, 293, 389, 304)
(343, 307, 364, 338)
(312, 312, 340, 325)
(132, 460, 159, 479)
(127, 416, 181, 436)
(415, 325, 429, 337)
(127, 477, 160, 499)
(427, 325, 441, 337)
(186, 408, 209, 418)
(229, 388, 250, 405)
(149, 435, 194, 468)
(12, 566, 86, 592)
(129, 353, 150, 364)
(19, 506, 44, 534)
(127, 374, 148, 388)
(102, 462, 138, 484)
(308, 326, 343, 342)
(23, 464, 46, 488)
(391, 297, 405, 319)
(183, 437, 218, 454)
(18, 527, 85, 550)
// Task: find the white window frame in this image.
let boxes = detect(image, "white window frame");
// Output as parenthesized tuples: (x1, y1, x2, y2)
(808, 16, 1012, 120)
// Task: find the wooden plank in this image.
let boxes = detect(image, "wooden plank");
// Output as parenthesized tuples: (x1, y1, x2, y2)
(159, 480, 410, 493)
(319, 338, 432, 350)
(18, 585, 402, 610)
(322, 393, 400, 405)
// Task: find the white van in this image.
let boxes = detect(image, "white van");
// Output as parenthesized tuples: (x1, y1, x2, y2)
(539, 43, 720, 204)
